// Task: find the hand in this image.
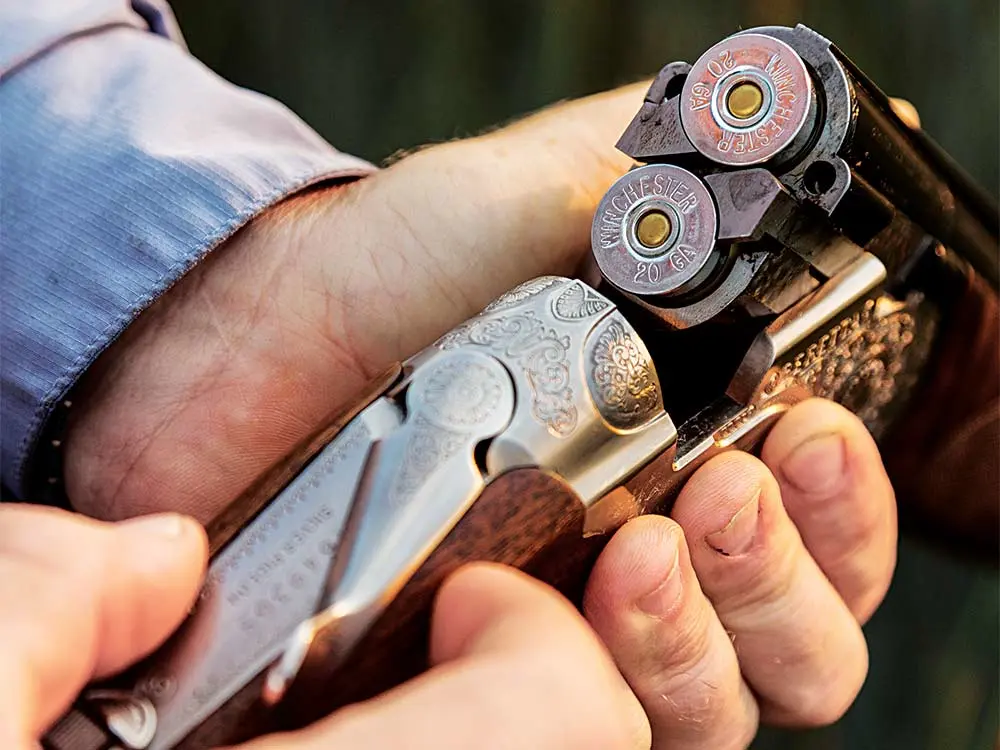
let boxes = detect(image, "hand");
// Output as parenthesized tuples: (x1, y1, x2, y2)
(60, 87, 920, 520)
(64, 83, 646, 523)
(2, 504, 650, 750)
(58, 83, 898, 748)
(584, 398, 896, 747)
(0, 506, 208, 749)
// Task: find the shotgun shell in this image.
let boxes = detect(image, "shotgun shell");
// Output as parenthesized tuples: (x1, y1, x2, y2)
(591, 164, 718, 298)
(680, 32, 816, 166)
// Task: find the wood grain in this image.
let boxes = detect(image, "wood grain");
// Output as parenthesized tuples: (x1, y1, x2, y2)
(884, 265, 1000, 555)
(277, 467, 607, 727)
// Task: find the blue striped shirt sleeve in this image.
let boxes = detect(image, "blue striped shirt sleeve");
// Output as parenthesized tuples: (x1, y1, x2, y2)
(1, 0, 375, 498)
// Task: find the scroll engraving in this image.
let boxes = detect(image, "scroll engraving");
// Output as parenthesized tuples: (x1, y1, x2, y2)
(438, 312, 578, 437)
(483, 276, 562, 313)
(392, 353, 512, 506)
(390, 416, 466, 507)
(417, 353, 507, 429)
(552, 281, 611, 321)
(586, 316, 662, 430)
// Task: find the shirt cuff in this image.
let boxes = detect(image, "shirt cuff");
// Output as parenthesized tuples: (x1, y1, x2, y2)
(1, 25, 375, 498)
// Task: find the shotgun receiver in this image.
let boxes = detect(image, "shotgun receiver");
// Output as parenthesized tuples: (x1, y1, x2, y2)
(45, 24, 998, 750)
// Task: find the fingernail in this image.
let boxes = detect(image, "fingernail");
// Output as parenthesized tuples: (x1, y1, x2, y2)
(781, 433, 847, 497)
(636, 544, 683, 617)
(705, 490, 760, 556)
(119, 512, 188, 540)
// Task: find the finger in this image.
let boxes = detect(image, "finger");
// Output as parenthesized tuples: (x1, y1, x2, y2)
(66, 81, 649, 523)
(239, 563, 650, 750)
(584, 515, 759, 750)
(760, 398, 897, 623)
(890, 97, 921, 128)
(0, 504, 207, 744)
(671, 453, 868, 727)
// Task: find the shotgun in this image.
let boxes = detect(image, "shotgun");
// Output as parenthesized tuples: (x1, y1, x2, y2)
(45, 24, 999, 750)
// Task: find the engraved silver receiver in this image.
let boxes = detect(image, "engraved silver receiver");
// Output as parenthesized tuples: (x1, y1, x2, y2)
(264, 277, 677, 707)
(77, 277, 677, 750)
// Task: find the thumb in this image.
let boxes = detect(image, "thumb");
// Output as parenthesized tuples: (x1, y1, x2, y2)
(240, 564, 649, 750)
(0, 504, 207, 746)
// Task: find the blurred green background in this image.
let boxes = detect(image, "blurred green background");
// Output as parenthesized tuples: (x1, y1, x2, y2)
(170, 1, 998, 748)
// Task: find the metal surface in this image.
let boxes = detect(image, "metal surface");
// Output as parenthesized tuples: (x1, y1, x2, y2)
(726, 251, 887, 404)
(615, 62, 696, 161)
(592, 164, 719, 298)
(727, 81, 765, 120)
(752, 25, 856, 215)
(636, 210, 672, 249)
(264, 349, 516, 703)
(671, 255, 906, 478)
(86, 690, 157, 749)
(437, 277, 677, 503)
(762, 24, 998, 286)
(681, 32, 816, 166)
(266, 277, 677, 707)
(116, 399, 403, 750)
(607, 166, 864, 331)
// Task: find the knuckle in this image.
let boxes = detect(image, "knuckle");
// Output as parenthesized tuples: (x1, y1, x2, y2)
(774, 654, 867, 727)
(638, 612, 731, 720)
(657, 665, 730, 727)
(647, 662, 759, 750)
(715, 542, 799, 619)
(656, 593, 717, 666)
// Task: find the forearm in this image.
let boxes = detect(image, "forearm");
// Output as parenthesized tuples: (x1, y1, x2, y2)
(0, 1, 372, 501)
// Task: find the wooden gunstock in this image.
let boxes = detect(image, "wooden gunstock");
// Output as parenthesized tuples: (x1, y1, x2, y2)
(279, 467, 604, 724)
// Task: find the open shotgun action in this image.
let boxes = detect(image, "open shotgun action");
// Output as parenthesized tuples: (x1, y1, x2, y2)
(45, 24, 999, 750)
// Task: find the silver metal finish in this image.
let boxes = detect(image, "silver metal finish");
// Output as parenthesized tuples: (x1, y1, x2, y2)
(123, 400, 402, 750)
(592, 165, 719, 297)
(726, 250, 886, 405)
(681, 32, 816, 166)
(673, 251, 889, 474)
(266, 282, 677, 699)
(585, 315, 662, 430)
(85, 690, 157, 749)
(437, 277, 678, 503)
(768, 253, 886, 357)
(264, 349, 516, 703)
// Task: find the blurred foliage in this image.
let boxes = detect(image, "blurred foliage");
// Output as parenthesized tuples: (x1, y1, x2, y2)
(170, 1, 998, 748)
(171, 0, 999, 197)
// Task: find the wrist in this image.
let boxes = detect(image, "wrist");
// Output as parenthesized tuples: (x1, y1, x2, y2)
(63, 186, 357, 523)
